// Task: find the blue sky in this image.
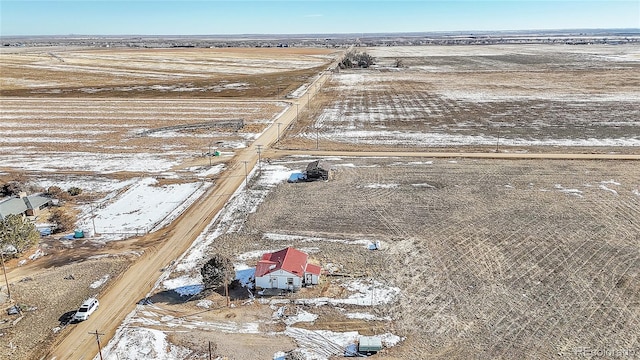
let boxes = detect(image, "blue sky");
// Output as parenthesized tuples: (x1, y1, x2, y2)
(1, 1, 638, 36)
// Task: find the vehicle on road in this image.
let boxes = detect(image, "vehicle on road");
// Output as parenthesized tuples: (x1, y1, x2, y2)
(73, 298, 99, 322)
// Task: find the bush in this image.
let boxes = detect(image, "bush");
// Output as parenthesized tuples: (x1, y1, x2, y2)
(67, 187, 82, 196)
(48, 208, 74, 233)
(46, 186, 71, 201)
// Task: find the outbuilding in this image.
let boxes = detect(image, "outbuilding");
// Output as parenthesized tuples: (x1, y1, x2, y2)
(358, 336, 383, 355)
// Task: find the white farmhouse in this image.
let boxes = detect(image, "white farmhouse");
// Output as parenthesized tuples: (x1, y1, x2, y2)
(255, 247, 321, 291)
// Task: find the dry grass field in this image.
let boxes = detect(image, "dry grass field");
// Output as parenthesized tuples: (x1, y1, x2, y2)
(281, 44, 640, 154)
(239, 156, 639, 358)
(0, 47, 336, 98)
(0, 43, 639, 359)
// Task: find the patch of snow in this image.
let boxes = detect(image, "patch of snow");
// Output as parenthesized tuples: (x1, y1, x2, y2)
(284, 327, 358, 360)
(601, 179, 621, 186)
(412, 183, 436, 189)
(99, 327, 193, 360)
(284, 309, 318, 326)
(192, 164, 225, 177)
(263, 233, 371, 246)
(90, 275, 110, 289)
(295, 279, 400, 307)
(237, 249, 276, 261)
(28, 248, 46, 260)
(379, 332, 404, 347)
(162, 275, 204, 297)
(196, 299, 213, 309)
(633, 189, 640, 197)
(76, 178, 206, 240)
(599, 184, 618, 195)
(554, 184, 583, 197)
(0, 152, 182, 173)
(362, 183, 399, 189)
(344, 312, 391, 321)
(235, 267, 255, 288)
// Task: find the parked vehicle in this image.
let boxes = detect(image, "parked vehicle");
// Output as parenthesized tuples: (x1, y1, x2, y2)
(73, 297, 99, 321)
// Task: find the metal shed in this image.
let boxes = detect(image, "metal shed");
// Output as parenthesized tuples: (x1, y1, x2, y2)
(358, 336, 383, 354)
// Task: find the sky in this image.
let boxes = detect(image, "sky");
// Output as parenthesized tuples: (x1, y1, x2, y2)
(0, 0, 638, 36)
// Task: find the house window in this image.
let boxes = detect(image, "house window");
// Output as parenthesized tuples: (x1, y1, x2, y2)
(287, 278, 294, 285)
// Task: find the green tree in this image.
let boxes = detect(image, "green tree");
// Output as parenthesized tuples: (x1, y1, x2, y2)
(0, 214, 39, 256)
(200, 254, 234, 291)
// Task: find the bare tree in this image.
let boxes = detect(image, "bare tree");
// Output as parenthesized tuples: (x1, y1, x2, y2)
(48, 208, 74, 233)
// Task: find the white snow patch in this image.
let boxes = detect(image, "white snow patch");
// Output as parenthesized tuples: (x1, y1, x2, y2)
(235, 267, 255, 288)
(284, 309, 318, 326)
(363, 183, 399, 189)
(90, 275, 110, 289)
(284, 327, 358, 360)
(196, 299, 214, 309)
(76, 178, 206, 240)
(599, 184, 618, 195)
(99, 327, 193, 360)
(412, 183, 436, 189)
(263, 233, 371, 246)
(554, 184, 583, 197)
(295, 279, 400, 307)
(345, 312, 391, 321)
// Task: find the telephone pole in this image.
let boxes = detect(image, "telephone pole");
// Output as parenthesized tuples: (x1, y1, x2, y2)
(276, 122, 281, 143)
(241, 161, 249, 191)
(256, 145, 263, 173)
(89, 330, 105, 360)
(1, 252, 11, 301)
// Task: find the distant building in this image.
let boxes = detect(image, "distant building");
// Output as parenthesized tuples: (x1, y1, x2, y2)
(255, 247, 321, 291)
(0, 193, 53, 220)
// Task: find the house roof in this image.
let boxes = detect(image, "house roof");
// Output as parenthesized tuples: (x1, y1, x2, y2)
(255, 247, 312, 278)
(0, 195, 52, 219)
(0, 198, 29, 219)
(25, 195, 52, 209)
(305, 263, 322, 276)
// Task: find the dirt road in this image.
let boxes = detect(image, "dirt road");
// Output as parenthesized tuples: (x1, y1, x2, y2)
(266, 149, 640, 161)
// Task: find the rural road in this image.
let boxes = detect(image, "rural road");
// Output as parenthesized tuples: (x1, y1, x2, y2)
(266, 149, 640, 161)
(43, 66, 330, 360)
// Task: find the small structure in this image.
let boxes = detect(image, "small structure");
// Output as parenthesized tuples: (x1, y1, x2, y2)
(305, 160, 330, 181)
(0, 193, 52, 220)
(255, 247, 321, 291)
(358, 336, 383, 355)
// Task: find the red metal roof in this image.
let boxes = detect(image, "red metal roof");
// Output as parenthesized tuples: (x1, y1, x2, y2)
(304, 263, 322, 276)
(255, 247, 313, 278)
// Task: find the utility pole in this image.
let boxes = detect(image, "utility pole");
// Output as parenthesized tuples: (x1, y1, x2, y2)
(224, 278, 230, 307)
(256, 145, 263, 173)
(90, 203, 97, 237)
(1, 252, 11, 301)
(89, 330, 105, 360)
(241, 161, 249, 191)
(276, 123, 281, 143)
